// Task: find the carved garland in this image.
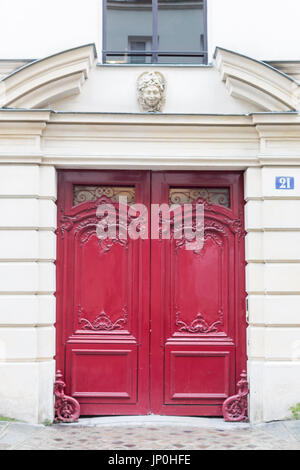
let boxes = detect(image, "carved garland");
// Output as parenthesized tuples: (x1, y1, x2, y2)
(175, 310, 224, 334)
(54, 370, 80, 423)
(78, 306, 128, 331)
(76, 218, 129, 253)
(222, 371, 249, 422)
(159, 198, 243, 253)
(58, 196, 148, 252)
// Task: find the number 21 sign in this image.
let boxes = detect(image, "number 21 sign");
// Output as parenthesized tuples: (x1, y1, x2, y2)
(275, 177, 294, 189)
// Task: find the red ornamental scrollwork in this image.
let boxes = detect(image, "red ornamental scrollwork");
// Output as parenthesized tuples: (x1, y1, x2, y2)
(175, 310, 223, 334)
(222, 371, 249, 422)
(56, 216, 74, 239)
(78, 307, 128, 331)
(159, 198, 243, 253)
(54, 370, 80, 423)
(58, 195, 148, 253)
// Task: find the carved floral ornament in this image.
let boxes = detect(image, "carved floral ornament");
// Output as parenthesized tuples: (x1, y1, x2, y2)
(58, 190, 243, 257)
(137, 71, 166, 112)
(175, 310, 224, 334)
(78, 306, 128, 331)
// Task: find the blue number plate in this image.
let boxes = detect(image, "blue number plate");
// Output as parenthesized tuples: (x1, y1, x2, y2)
(275, 177, 294, 190)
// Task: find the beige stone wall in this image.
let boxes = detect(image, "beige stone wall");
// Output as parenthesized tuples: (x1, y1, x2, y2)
(0, 164, 56, 423)
(245, 167, 300, 423)
(1, 162, 300, 424)
(1, 111, 300, 423)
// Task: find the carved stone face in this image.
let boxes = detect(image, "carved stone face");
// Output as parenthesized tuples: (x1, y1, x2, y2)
(137, 71, 166, 112)
(142, 85, 161, 109)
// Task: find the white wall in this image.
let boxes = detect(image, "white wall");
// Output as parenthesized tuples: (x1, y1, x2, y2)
(0, 0, 300, 61)
(208, 0, 300, 61)
(53, 65, 262, 114)
(0, 0, 101, 59)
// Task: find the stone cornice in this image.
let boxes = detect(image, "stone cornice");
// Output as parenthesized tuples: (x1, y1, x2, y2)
(215, 47, 300, 112)
(0, 109, 300, 167)
(0, 44, 96, 109)
(0, 109, 51, 122)
(1, 44, 299, 115)
(267, 61, 300, 82)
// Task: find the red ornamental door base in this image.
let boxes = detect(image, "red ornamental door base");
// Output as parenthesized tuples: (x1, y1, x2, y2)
(55, 171, 248, 422)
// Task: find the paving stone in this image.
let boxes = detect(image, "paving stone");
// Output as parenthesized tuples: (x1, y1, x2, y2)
(256, 422, 293, 441)
(0, 423, 41, 446)
(1, 419, 300, 450)
(0, 443, 10, 450)
(283, 420, 300, 439)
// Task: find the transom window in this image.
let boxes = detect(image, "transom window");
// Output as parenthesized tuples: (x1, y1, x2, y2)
(103, 0, 207, 64)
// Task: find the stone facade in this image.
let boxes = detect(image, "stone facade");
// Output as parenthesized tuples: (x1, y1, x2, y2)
(0, 3, 300, 424)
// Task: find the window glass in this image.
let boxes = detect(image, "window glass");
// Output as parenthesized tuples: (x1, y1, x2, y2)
(104, 0, 207, 64)
(73, 186, 136, 205)
(169, 187, 230, 208)
(106, 0, 153, 64)
(157, 0, 205, 64)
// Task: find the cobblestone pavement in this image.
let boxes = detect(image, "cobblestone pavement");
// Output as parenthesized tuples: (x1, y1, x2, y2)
(0, 417, 300, 450)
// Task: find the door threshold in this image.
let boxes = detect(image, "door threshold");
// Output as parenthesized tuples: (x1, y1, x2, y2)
(57, 415, 249, 429)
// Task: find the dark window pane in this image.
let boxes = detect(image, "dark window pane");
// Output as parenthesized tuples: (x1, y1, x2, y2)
(157, 0, 205, 64)
(106, 0, 152, 64)
(128, 36, 152, 63)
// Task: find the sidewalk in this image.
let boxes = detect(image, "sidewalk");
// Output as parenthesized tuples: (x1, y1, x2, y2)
(1, 416, 300, 450)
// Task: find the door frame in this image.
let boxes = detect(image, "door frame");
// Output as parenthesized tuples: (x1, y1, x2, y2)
(55, 169, 247, 417)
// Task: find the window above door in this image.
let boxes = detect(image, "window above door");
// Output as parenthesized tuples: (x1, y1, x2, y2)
(103, 0, 208, 64)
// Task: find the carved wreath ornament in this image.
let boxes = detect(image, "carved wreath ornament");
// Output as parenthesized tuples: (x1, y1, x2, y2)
(137, 71, 166, 112)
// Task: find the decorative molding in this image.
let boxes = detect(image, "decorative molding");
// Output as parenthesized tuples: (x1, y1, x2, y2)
(78, 307, 128, 331)
(215, 47, 300, 111)
(0, 44, 95, 108)
(175, 310, 224, 334)
(163, 198, 242, 251)
(57, 195, 130, 251)
(225, 77, 290, 112)
(12, 72, 85, 109)
(0, 60, 31, 79)
(54, 370, 80, 423)
(2, 108, 300, 166)
(222, 370, 249, 422)
(267, 61, 300, 82)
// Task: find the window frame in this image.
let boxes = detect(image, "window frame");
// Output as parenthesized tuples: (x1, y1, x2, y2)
(102, 0, 208, 65)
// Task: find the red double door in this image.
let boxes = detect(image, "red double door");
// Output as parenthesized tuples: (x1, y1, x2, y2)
(56, 170, 246, 416)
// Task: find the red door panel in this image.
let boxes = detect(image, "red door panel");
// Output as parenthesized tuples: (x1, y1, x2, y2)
(150, 171, 246, 416)
(164, 345, 234, 404)
(56, 170, 150, 415)
(66, 344, 138, 404)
